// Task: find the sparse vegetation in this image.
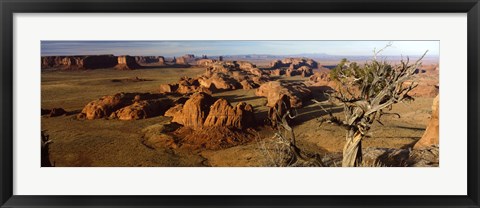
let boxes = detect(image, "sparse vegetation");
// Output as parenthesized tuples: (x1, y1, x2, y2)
(319, 46, 427, 167)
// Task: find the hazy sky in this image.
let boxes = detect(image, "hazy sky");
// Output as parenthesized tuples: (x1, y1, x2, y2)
(41, 40, 439, 57)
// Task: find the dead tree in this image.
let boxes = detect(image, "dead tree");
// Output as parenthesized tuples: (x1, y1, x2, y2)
(263, 101, 323, 167)
(320, 48, 427, 167)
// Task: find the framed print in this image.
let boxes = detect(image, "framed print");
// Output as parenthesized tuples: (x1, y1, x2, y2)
(1, 0, 479, 207)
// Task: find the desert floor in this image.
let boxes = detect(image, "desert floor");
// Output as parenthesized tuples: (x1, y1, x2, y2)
(41, 67, 433, 167)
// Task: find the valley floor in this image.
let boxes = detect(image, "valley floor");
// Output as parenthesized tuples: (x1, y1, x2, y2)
(41, 67, 433, 167)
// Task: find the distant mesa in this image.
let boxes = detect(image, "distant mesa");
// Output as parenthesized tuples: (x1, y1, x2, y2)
(41, 55, 166, 70)
(134, 56, 165, 65)
(175, 57, 189, 65)
(159, 60, 270, 95)
(269, 58, 318, 77)
(41, 55, 118, 70)
(115, 55, 142, 70)
(270, 57, 318, 69)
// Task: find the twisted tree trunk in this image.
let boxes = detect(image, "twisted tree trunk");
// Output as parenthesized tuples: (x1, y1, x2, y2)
(342, 130, 363, 167)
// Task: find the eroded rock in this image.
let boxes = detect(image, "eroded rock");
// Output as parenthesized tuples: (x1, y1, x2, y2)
(203, 99, 255, 129)
(255, 81, 312, 108)
(111, 99, 173, 120)
(414, 95, 439, 149)
(168, 92, 216, 130)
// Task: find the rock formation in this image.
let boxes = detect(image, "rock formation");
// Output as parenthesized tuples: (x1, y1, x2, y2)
(268, 94, 291, 128)
(297, 66, 313, 77)
(256, 81, 312, 108)
(167, 92, 216, 130)
(414, 95, 439, 149)
(165, 92, 256, 130)
(159, 83, 179, 94)
(270, 57, 318, 69)
(305, 71, 338, 94)
(195, 60, 269, 90)
(182, 54, 195, 61)
(134, 56, 165, 65)
(77, 93, 163, 120)
(196, 59, 216, 67)
(175, 56, 190, 65)
(198, 72, 242, 90)
(203, 99, 255, 129)
(115, 56, 141, 70)
(159, 77, 213, 95)
(110, 98, 173, 120)
(41, 55, 118, 70)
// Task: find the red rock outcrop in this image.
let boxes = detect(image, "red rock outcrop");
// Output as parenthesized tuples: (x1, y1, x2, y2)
(166, 92, 256, 130)
(182, 54, 195, 61)
(164, 104, 184, 117)
(256, 81, 312, 108)
(270, 58, 318, 69)
(77, 93, 163, 120)
(271, 69, 284, 76)
(41, 55, 118, 70)
(175, 57, 189, 65)
(414, 95, 439, 149)
(196, 60, 268, 90)
(159, 83, 179, 94)
(77, 93, 133, 119)
(305, 71, 338, 93)
(268, 94, 291, 127)
(203, 99, 255, 129)
(196, 59, 216, 67)
(159, 77, 213, 95)
(198, 72, 242, 90)
(135, 56, 165, 65)
(167, 92, 216, 130)
(110, 98, 173, 120)
(297, 66, 313, 77)
(115, 56, 141, 70)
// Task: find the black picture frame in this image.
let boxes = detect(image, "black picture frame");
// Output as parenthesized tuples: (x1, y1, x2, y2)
(1, 0, 479, 207)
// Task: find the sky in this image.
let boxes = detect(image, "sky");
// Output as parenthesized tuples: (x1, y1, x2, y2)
(41, 40, 439, 57)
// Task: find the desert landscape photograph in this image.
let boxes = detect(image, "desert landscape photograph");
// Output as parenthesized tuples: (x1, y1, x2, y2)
(40, 40, 439, 167)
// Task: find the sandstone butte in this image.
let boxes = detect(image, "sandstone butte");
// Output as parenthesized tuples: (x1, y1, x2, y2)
(414, 95, 439, 149)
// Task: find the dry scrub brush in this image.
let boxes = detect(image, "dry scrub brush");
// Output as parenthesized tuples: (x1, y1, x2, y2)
(258, 103, 323, 167)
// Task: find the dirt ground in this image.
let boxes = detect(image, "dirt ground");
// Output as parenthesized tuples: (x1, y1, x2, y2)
(41, 66, 434, 167)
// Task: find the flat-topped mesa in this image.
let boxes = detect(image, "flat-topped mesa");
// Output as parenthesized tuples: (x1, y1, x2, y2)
(41, 55, 118, 70)
(175, 57, 189, 65)
(182, 54, 195, 61)
(134, 56, 165, 65)
(115, 55, 142, 70)
(270, 57, 318, 69)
